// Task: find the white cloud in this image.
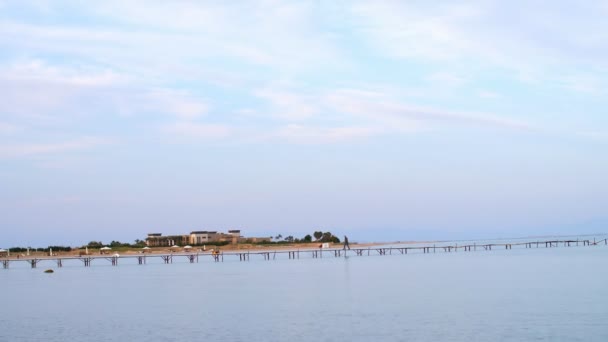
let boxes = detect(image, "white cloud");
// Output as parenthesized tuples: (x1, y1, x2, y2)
(555, 74, 604, 95)
(146, 89, 209, 120)
(426, 72, 468, 87)
(0, 122, 19, 134)
(254, 88, 319, 121)
(349, 2, 483, 61)
(0, 2, 346, 75)
(477, 90, 501, 99)
(0, 60, 130, 123)
(0, 60, 210, 122)
(0, 2, 557, 149)
(325, 88, 528, 131)
(251, 85, 529, 144)
(576, 130, 607, 143)
(276, 124, 379, 144)
(3, 59, 128, 86)
(163, 122, 231, 140)
(348, 1, 608, 76)
(0, 137, 111, 158)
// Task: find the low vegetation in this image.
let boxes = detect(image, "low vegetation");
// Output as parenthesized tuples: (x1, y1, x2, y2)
(8, 246, 72, 253)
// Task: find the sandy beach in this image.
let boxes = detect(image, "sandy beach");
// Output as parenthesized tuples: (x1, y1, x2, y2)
(5, 241, 411, 259)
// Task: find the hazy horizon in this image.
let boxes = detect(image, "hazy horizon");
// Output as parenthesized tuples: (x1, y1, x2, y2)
(1, 2, 607, 247)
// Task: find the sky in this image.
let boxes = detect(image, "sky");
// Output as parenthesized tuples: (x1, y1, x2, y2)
(1, 1, 607, 247)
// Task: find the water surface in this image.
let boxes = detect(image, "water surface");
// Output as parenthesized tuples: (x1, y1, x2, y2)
(2, 242, 607, 341)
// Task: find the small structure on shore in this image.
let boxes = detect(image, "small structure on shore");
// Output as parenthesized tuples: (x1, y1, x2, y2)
(0, 249, 8, 257)
(100, 246, 112, 255)
(183, 245, 192, 252)
(142, 246, 151, 253)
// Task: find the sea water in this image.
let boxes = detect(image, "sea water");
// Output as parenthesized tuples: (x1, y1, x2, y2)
(1, 243, 607, 341)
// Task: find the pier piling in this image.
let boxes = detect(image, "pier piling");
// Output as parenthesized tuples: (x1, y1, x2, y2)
(162, 255, 172, 264)
(80, 257, 92, 267)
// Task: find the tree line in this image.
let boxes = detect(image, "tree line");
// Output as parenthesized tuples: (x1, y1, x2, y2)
(84, 240, 147, 249)
(4, 232, 343, 251)
(7, 246, 73, 253)
(249, 231, 341, 245)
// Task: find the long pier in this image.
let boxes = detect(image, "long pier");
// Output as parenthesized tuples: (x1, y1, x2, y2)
(1, 237, 607, 269)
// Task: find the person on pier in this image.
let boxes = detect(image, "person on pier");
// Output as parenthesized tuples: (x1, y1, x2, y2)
(343, 236, 350, 250)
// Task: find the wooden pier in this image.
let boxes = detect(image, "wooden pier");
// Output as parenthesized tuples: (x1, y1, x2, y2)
(1, 237, 606, 269)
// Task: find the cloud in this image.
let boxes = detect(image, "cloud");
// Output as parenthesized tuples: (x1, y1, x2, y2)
(163, 122, 232, 140)
(0, 2, 346, 75)
(0, 137, 111, 158)
(325, 88, 529, 131)
(349, 2, 484, 61)
(348, 1, 608, 76)
(0, 60, 210, 122)
(555, 74, 605, 95)
(426, 72, 468, 87)
(576, 130, 608, 143)
(477, 90, 501, 99)
(246, 85, 532, 144)
(276, 124, 379, 144)
(0, 2, 559, 150)
(0, 60, 130, 123)
(3, 59, 128, 86)
(254, 88, 319, 121)
(0, 122, 19, 134)
(146, 89, 209, 120)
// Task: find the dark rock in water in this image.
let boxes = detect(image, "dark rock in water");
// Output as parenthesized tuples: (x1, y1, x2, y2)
(44, 269, 54, 273)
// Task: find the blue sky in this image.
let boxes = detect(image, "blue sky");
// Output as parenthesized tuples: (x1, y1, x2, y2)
(1, 1, 607, 246)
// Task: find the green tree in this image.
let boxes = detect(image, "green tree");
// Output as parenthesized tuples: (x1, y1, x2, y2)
(87, 241, 103, 248)
(285, 235, 294, 242)
(319, 232, 340, 243)
(313, 231, 323, 241)
(303, 234, 312, 242)
(321, 232, 332, 242)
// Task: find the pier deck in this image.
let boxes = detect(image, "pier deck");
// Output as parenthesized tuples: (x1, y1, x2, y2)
(2, 237, 606, 269)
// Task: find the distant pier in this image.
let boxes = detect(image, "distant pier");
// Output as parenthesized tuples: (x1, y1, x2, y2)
(2, 237, 607, 269)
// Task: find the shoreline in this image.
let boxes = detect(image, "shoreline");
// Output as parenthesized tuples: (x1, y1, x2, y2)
(3, 241, 400, 258)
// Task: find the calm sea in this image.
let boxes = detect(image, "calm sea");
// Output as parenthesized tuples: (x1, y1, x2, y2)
(1, 240, 607, 341)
